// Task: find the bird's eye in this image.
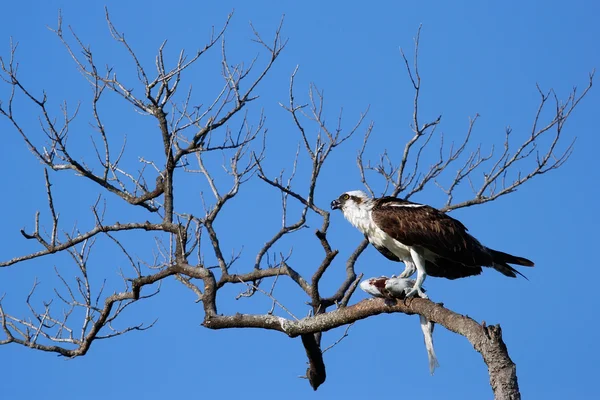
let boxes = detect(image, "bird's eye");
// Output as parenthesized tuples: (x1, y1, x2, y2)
(342, 194, 350, 200)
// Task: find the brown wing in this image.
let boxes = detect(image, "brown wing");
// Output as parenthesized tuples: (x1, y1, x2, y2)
(371, 197, 493, 267)
(425, 259, 483, 279)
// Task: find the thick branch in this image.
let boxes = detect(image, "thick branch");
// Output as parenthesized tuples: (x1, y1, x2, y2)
(204, 297, 520, 399)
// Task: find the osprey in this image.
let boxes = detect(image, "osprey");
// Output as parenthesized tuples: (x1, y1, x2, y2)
(331, 190, 534, 298)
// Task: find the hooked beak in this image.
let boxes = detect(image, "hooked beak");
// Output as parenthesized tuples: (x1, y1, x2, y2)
(331, 199, 341, 210)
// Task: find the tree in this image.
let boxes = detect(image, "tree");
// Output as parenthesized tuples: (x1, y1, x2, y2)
(0, 11, 593, 400)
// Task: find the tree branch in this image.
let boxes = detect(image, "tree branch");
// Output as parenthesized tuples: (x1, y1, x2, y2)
(204, 297, 520, 399)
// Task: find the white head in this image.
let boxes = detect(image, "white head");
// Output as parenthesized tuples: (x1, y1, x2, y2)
(331, 190, 373, 232)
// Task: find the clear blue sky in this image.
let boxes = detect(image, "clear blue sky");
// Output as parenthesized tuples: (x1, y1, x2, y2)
(1, 1, 598, 399)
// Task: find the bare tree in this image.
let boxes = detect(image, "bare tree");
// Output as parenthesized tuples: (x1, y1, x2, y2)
(0, 13, 593, 400)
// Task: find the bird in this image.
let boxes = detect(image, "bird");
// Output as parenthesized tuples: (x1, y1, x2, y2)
(331, 190, 534, 298)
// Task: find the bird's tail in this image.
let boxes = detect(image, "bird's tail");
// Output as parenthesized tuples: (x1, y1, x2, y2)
(490, 249, 534, 279)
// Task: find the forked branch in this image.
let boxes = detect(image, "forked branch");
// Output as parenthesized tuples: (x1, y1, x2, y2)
(0, 18, 592, 400)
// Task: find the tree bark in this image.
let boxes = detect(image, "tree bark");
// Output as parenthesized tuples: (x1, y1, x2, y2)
(204, 297, 520, 399)
(301, 334, 326, 390)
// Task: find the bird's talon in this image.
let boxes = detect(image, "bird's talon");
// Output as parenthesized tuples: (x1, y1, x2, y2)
(404, 286, 428, 299)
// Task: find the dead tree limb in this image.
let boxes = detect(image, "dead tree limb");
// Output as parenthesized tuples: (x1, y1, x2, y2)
(0, 15, 593, 400)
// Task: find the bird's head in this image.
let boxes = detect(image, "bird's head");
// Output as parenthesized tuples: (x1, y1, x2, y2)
(330, 190, 370, 211)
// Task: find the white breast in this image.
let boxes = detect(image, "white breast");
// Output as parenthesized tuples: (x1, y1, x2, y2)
(344, 206, 412, 261)
(368, 221, 412, 261)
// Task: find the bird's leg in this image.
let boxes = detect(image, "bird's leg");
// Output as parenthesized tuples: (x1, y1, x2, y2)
(398, 260, 417, 279)
(405, 249, 428, 299)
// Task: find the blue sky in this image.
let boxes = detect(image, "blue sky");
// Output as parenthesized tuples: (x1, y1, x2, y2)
(1, 1, 598, 399)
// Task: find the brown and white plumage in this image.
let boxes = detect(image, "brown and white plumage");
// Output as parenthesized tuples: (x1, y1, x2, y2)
(331, 190, 534, 297)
